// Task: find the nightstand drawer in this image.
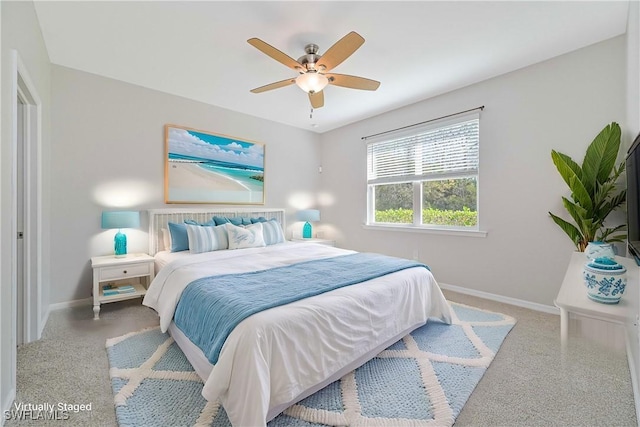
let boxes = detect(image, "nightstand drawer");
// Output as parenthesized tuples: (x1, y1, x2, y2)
(100, 263, 151, 281)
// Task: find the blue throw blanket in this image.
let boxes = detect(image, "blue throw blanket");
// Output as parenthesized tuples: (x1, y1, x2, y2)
(174, 253, 429, 364)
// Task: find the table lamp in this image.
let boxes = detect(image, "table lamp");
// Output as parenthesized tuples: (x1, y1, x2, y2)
(101, 211, 140, 257)
(296, 209, 320, 239)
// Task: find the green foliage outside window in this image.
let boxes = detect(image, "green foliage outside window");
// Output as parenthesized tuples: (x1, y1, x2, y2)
(375, 207, 477, 226)
(374, 178, 477, 227)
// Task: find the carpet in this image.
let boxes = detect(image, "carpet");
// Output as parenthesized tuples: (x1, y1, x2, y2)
(106, 302, 515, 426)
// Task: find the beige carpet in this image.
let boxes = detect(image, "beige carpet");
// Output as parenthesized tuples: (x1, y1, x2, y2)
(5, 290, 637, 426)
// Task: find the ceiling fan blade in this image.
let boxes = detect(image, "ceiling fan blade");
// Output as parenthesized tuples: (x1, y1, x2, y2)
(250, 78, 296, 93)
(316, 31, 365, 72)
(326, 73, 380, 91)
(309, 91, 324, 109)
(247, 38, 303, 71)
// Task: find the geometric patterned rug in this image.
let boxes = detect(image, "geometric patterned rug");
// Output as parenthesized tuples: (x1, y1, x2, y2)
(106, 302, 516, 426)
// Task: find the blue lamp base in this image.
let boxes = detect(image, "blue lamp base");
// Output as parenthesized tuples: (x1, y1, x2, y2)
(302, 222, 312, 239)
(114, 230, 128, 257)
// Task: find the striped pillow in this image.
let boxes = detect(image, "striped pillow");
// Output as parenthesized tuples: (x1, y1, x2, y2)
(225, 223, 266, 250)
(262, 219, 285, 245)
(185, 224, 229, 254)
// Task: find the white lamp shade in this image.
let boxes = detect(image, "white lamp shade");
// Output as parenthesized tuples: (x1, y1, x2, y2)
(101, 211, 140, 229)
(297, 209, 320, 222)
(295, 73, 329, 93)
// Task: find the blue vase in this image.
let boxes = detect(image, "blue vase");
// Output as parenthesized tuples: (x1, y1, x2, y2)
(302, 222, 312, 238)
(114, 230, 127, 257)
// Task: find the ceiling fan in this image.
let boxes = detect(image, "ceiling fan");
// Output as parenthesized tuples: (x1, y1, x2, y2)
(247, 31, 380, 109)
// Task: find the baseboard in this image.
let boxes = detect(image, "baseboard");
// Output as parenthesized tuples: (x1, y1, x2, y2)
(1, 387, 16, 427)
(439, 282, 559, 315)
(39, 308, 50, 339)
(48, 297, 92, 311)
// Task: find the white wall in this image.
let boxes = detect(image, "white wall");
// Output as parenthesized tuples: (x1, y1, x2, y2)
(627, 1, 640, 142)
(319, 36, 627, 307)
(0, 0, 51, 419)
(50, 65, 321, 304)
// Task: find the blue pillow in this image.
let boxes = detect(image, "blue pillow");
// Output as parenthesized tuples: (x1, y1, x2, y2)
(184, 218, 216, 226)
(213, 216, 231, 226)
(168, 222, 189, 252)
(213, 216, 252, 226)
(250, 216, 268, 223)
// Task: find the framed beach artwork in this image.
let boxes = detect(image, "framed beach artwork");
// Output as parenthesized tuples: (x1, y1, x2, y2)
(164, 125, 265, 204)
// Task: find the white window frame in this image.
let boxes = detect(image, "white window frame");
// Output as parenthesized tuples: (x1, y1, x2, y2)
(365, 112, 486, 237)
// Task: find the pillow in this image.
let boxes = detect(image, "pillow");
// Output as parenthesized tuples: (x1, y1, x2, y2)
(185, 224, 229, 254)
(212, 216, 230, 226)
(225, 222, 266, 250)
(213, 216, 245, 226)
(184, 218, 215, 226)
(262, 219, 285, 245)
(250, 216, 268, 224)
(167, 222, 189, 252)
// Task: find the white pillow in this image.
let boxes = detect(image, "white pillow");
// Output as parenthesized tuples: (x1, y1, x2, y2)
(225, 222, 266, 250)
(261, 219, 285, 245)
(186, 224, 229, 254)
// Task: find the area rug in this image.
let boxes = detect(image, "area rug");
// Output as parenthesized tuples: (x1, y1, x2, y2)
(106, 302, 515, 426)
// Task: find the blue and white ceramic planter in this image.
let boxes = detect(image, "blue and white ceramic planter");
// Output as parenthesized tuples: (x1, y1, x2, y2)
(584, 241, 615, 261)
(583, 257, 627, 304)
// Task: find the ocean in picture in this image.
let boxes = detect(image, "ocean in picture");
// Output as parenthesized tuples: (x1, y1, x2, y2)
(166, 126, 265, 203)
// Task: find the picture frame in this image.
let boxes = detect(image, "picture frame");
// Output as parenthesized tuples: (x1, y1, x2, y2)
(164, 125, 265, 204)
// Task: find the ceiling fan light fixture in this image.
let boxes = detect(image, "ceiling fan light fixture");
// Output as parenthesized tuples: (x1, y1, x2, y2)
(295, 72, 329, 93)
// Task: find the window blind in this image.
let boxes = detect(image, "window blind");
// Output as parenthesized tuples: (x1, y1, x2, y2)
(367, 117, 479, 185)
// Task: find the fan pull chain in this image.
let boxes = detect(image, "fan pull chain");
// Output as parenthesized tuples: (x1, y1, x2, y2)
(310, 108, 314, 119)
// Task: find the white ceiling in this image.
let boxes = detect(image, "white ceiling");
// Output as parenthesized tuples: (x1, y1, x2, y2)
(33, 1, 629, 133)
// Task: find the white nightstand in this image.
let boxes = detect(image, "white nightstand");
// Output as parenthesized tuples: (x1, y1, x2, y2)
(290, 237, 336, 247)
(91, 253, 155, 319)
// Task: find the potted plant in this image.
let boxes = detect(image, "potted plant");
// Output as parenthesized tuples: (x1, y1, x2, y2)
(549, 122, 626, 252)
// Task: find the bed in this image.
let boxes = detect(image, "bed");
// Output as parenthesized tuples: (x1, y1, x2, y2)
(143, 208, 452, 426)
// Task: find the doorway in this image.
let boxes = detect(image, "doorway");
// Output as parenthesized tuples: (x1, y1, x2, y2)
(11, 50, 42, 350)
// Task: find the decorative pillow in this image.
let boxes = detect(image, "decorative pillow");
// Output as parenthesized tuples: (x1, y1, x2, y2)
(212, 216, 230, 226)
(167, 222, 189, 252)
(227, 217, 243, 226)
(262, 219, 285, 245)
(185, 224, 229, 254)
(184, 218, 216, 226)
(213, 216, 246, 226)
(225, 222, 266, 250)
(250, 216, 269, 224)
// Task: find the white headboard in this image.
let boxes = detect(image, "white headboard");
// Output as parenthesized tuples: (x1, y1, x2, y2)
(148, 208, 286, 255)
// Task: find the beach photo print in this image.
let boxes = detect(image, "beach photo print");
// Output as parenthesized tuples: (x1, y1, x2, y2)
(165, 125, 265, 204)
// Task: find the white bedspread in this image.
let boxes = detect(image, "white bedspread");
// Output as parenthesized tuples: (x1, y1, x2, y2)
(143, 242, 452, 426)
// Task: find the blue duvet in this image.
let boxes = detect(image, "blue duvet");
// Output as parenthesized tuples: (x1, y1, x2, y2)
(174, 252, 428, 364)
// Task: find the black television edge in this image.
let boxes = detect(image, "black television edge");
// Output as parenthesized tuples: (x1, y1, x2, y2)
(626, 131, 640, 265)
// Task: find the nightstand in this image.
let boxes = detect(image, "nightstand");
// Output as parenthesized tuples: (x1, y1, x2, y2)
(290, 237, 336, 247)
(90, 253, 155, 319)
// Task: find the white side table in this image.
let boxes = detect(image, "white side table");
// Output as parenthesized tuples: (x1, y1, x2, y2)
(290, 238, 336, 247)
(91, 253, 155, 319)
(555, 251, 638, 347)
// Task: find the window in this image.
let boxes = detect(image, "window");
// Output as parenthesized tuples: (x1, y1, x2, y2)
(366, 113, 479, 229)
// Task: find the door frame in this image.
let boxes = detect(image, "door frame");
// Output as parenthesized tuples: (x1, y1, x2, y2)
(10, 49, 43, 356)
